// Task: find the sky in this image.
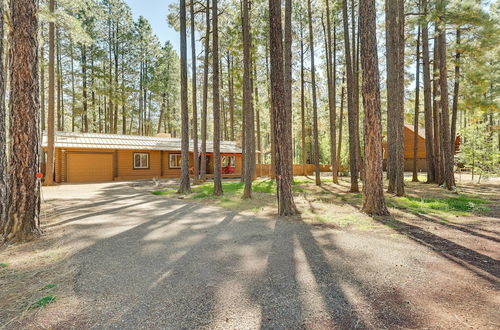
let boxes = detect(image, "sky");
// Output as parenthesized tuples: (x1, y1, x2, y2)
(124, 0, 180, 51)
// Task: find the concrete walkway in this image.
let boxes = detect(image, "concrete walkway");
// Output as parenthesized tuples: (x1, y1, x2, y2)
(41, 181, 499, 329)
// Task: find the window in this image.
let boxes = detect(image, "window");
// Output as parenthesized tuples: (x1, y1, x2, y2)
(169, 154, 182, 168)
(133, 153, 149, 169)
(222, 156, 236, 168)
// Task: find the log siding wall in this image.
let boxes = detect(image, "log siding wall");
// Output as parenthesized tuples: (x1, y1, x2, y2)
(48, 147, 243, 183)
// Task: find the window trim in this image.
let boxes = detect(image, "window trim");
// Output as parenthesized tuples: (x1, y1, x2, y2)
(133, 152, 150, 170)
(222, 155, 236, 168)
(169, 153, 182, 169)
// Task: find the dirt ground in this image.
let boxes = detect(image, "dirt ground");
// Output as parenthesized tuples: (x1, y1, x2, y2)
(0, 175, 499, 329)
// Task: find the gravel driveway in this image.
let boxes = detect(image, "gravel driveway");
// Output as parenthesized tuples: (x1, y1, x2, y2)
(40, 181, 499, 329)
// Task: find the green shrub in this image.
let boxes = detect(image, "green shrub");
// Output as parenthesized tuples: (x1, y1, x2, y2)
(31, 295, 56, 308)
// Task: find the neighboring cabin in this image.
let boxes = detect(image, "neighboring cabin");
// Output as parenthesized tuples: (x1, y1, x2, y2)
(382, 124, 461, 172)
(383, 124, 428, 172)
(41, 132, 243, 183)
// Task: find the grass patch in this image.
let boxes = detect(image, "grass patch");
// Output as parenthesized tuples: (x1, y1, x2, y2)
(404, 175, 427, 182)
(388, 194, 489, 215)
(0, 263, 8, 268)
(30, 295, 56, 309)
(151, 180, 282, 212)
(253, 180, 276, 193)
(151, 177, 326, 199)
(41, 284, 56, 290)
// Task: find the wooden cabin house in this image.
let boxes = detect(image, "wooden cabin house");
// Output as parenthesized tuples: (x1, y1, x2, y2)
(41, 132, 243, 183)
(382, 124, 428, 171)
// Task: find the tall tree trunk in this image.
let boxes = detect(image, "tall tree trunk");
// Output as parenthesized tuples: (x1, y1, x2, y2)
(166, 95, 171, 135)
(254, 60, 262, 177)
(4, 0, 42, 241)
(300, 21, 307, 176)
(190, 0, 199, 181)
(437, 15, 456, 190)
(0, 1, 7, 232)
(158, 93, 166, 134)
(284, 0, 293, 171)
(325, 1, 338, 184)
(241, 79, 246, 184)
(450, 28, 460, 152)
(45, 0, 55, 186)
(178, 0, 191, 194)
(432, 37, 443, 185)
(385, 0, 405, 196)
(40, 37, 45, 131)
(307, 0, 321, 186)
(114, 23, 119, 134)
(56, 27, 63, 131)
(121, 50, 126, 134)
(412, 24, 421, 182)
(421, 0, 435, 183)
(138, 59, 143, 135)
(360, 0, 389, 215)
(90, 50, 95, 132)
(337, 74, 345, 169)
(242, 0, 254, 198)
(82, 45, 88, 132)
(220, 56, 226, 141)
(265, 44, 276, 179)
(351, 0, 363, 182)
(342, 0, 359, 192)
(107, 13, 113, 134)
(269, 0, 297, 215)
(228, 55, 235, 141)
(70, 41, 76, 132)
(212, 0, 223, 195)
(250, 59, 256, 179)
(200, 0, 210, 181)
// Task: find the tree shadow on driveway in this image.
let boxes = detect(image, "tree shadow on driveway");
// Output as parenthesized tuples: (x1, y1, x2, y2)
(38, 180, 499, 328)
(67, 189, 423, 328)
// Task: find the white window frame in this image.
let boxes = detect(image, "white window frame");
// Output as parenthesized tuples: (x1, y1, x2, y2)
(133, 152, 149, 169)
(169, 154, 182, 169)
(222, 156, 236, 168)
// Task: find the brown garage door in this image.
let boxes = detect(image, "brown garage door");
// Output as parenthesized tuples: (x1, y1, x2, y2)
(67, 153, 113, 183)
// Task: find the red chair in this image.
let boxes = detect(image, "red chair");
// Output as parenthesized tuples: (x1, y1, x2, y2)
(222, 165, 234, 174)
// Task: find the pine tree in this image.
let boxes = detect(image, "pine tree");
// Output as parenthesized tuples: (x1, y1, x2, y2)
(200, 0, 210, 181)
(450, 29, 461, 153)
(300, 15, 307, 176)
(190, 0, 199, 181)
(421, 0, 435, 183)
(45, 0, 56, 186)
(4, 0, 42, 241)
(412, 23, 421, 182)
(0, 1, 6, 234)
(325, 0, 338, 184)
(242, 0, 254, 198)
(360, 0, 389, 215)
(432, 36, 443, 185)
(212, 0, 223, 196)
(385, 0, 405, 196)
(284, 0, 293, 172)
(307, 0, 321, 186)
(342, 0, 359, 192)
(437, 4, 456, 190)
(178, 0, 191, 194)
(269, 0, 297, 215)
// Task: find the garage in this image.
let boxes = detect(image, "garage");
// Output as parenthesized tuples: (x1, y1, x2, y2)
(66, 152, 114, 183)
